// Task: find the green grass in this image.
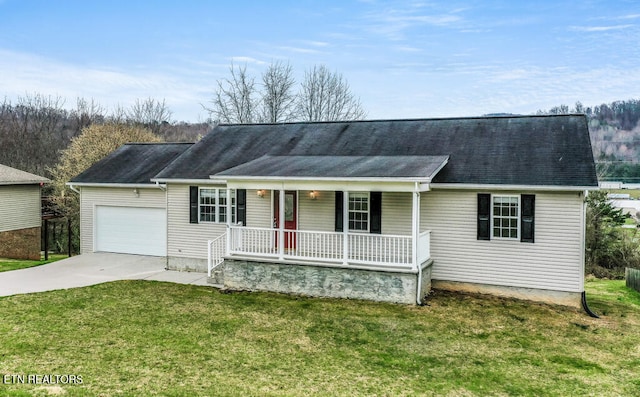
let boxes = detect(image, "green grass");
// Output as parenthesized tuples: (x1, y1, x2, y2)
(0, 254, 67, 273)
(0, 280, 639, 396)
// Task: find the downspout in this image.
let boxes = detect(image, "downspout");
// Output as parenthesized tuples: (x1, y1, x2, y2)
(155, 181, 167, 191)
(414, 182, 423, 305)
(581, 189, 599, 318)
(68, 184, 80, 194)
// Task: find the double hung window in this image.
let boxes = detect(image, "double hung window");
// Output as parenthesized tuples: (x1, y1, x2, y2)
(348, 192, 369, 232)
(492, 195, 519, 239)
(199, 188, 236, 223)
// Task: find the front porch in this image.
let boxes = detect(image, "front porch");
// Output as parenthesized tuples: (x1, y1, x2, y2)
(210, 226, 431, 272)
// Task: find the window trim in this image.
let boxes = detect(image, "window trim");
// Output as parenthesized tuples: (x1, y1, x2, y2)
(198, 187, 236, 224)
(348, 192, 370, 233)
(491, 194, 520, 240)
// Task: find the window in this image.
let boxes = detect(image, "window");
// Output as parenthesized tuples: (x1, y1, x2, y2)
(492, 195, 519, 239)
(199, 188, 236, 223)
(348, 192, 369, 231)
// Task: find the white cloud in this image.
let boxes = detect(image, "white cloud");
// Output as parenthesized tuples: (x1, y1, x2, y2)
(0, 49, 210, 121)
(569, 24, 634, 32)
(228, 56, 267, 65)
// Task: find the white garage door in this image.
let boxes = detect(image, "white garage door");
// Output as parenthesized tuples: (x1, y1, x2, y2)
(95, 206, 166, 256)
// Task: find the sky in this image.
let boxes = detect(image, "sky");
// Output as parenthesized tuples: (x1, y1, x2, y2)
(0, 0, 639, 122)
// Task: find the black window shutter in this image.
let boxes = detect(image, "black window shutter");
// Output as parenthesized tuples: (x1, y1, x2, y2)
(521, 194, 535, 243)
(477, 193, 490, 240)
(335, 191, 343, 232)
(236, 189, 247, 226)
(370, 192, 382, 234)
(189, 186, 199, 224)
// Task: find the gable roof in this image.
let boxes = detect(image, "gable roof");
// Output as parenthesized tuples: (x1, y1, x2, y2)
(71, 143, 192, 185)
(215, 155, 449, 181)
(154, 115, 598, 187)
(0, 164, 49, 185)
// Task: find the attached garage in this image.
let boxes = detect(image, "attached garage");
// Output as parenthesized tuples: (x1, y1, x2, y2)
(68, 143, 193, 257)
(95, 206, 166, 256)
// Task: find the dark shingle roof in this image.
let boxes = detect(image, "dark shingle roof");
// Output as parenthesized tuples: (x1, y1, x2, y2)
(155, 115, 598, 187)
(215, 155, 449, 179)
(71, 143, 192, 184)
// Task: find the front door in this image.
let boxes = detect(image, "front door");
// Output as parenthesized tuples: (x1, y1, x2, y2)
(274, 190, 297, 249)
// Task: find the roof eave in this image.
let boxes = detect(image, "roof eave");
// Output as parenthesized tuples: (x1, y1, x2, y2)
(66, 182, 163, 188)
(209, 175, 432, 183)
(430, 183, 599, 192)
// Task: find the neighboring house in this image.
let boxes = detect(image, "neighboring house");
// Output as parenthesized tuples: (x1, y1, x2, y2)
(69, 115, 598, 307)
(0, 164, 49, 260)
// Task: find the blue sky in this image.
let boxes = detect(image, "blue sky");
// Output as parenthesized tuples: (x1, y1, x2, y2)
(0, 0, 639, 122)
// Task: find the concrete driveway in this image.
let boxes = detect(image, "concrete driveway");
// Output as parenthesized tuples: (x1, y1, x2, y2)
(0, 253, 210, 297)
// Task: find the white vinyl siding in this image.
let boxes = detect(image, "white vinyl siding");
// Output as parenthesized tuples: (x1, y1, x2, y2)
(167, 184, 226, 260)
(79, 187, 166, 254)
(246, 189, 271, 228)
(298, 191, 413, 235)
(299, 190, 335, 232)
(0, 185, 41, 232)
(421, 190, 584, 293)
(381, 192, 412, 236)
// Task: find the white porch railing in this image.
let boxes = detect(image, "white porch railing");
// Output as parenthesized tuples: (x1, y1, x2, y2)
(227, 226, 429, 269)
(348, 233, 412, 265)
(207, 232, 227, 277)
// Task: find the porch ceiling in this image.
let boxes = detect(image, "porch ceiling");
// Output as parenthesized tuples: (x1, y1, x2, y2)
(211, 155, 449, 181)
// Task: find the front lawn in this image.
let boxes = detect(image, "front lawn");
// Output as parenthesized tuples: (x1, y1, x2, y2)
(0, 279, 638, 396)
(0, 254, 67, 273)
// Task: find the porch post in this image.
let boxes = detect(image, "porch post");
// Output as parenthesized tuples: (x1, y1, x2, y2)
(343, 190, 349, 265)
(226, 187, 231, 255)
(279, 188, 285, 260)
(412, 190, 420, 271)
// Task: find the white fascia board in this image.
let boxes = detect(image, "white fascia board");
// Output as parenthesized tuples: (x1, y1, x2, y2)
(0, 180, 48, 186)
(430, 183, 600, 192)
(223, 179, 422, 192)
(65, 182, 162, 189)
(150, 178, 227, 185)
(210, 175, 431, 183)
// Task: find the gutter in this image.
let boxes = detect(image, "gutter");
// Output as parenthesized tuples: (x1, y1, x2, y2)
(416, 264, 423, 305)
(155, 181, 167, 191)
(67, 184, 80, 194)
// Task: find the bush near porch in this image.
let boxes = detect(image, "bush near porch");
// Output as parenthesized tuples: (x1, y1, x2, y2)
(0, 279, 638, 396)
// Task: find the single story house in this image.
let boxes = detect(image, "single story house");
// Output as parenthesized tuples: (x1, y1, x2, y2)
(0, 164, 49, 260)
(69, 115, 598, 306)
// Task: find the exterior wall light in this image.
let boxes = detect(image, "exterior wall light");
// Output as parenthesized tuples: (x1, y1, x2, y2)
(133, 188, 139, 197)
(257, 189, 266, 198)
(309, 190, 318, 200)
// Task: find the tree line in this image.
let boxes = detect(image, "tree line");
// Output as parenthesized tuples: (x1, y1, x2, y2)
(537, 98, 640, 182)
(0, 95, 208, 177)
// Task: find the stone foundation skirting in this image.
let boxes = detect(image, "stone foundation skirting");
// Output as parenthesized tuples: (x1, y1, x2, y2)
(167, 256, 207, 273)
(0, 227, 41, 260)
(432, 279, 581, 308)
(222, 258, 433, 305)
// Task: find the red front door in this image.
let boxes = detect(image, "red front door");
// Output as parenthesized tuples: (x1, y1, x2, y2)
(274, 191, 297, 249)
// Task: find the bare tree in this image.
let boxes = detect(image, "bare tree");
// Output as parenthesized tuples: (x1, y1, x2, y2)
(259, 61, 297, 123)
(73, 97, 105, 132)
(297, 65, 366, 122)
(205, 63, 257, 123)
(126, 97, 173, 135)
